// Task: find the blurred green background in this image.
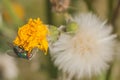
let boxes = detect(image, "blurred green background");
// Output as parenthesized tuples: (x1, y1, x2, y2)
(0, 0, 120, 80)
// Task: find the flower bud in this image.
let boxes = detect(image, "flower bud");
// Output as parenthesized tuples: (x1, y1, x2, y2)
(66, 21, 78, 34)
(49, 25, 59, 43)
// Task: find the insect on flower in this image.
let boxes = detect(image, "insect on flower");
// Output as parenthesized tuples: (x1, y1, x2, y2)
(7, 18, 49, 60)
(7, 43, 38, 60)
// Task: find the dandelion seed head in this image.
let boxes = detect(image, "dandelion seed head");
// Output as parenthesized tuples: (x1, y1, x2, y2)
(50, 13, 116, 79)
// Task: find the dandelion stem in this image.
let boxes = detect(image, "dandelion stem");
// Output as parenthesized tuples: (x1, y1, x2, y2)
(110, 0, 120, 26)
(107, 0, 114, 21)
(46, 0, 52, 24)
(106, 62, 114, 80)
(84, 0, 96, 13)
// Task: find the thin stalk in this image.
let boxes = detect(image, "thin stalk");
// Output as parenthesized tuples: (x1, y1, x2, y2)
(46, 0, 52, 24)
(84, 0, 96, 13)
(107, 0, 114, 21)
(111, 0, 120, 26)
(106, 62, 114, 80)
(106, 0, 120, 80)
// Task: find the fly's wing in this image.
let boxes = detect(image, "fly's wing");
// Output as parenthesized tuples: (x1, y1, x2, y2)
(6, 42, 18, 58)
(6, 50, 18, 58)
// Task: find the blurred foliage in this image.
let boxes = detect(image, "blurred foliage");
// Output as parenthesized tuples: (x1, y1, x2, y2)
(0, 0, 120, 80)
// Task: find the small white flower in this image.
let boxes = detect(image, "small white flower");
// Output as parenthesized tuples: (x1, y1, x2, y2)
(50, 13, 116, 79)
(0, 53, 18, 80)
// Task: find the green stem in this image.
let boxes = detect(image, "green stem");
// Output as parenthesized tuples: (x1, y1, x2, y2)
(84, 0, 96, 13)
(111, 0, 120, 26)
(106, 63, 114, 80)
(107, 0, 114, 21)
(46, 0, 52, 24)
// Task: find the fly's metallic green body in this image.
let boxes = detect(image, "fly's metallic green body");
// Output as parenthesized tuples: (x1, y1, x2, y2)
(7, 43, 37, 60)
(13, 46, 32, 60)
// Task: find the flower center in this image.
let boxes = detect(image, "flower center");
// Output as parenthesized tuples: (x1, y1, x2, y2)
(72, 32, 97, 55)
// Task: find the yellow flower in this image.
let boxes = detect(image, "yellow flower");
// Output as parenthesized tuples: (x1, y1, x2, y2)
(13, 18, 49, 55)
